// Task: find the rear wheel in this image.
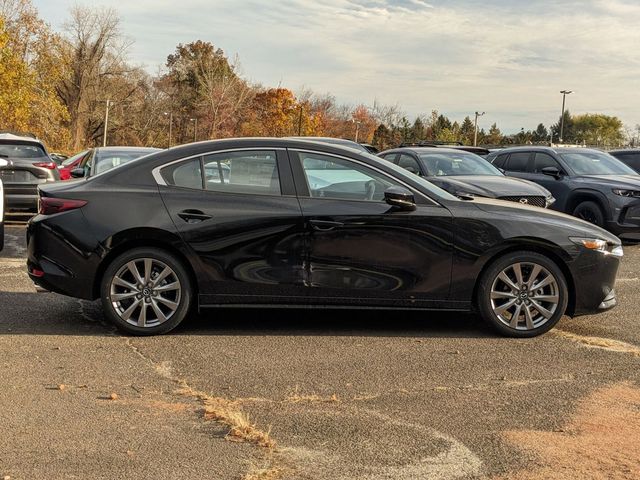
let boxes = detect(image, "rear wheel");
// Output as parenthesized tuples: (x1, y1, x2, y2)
(100, 247, 193, 335)
(477, 251, 568, 337)
(572, 201, 604, 227)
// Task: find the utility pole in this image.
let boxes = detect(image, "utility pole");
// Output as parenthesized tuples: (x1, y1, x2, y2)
(297, 105, 303, 136)
(164, 112, 173, 148)
(473, 111, 485, 146)
(559, 90, 573, 143)
(103, 99, 111, 147)
(190, 118, 198, 142)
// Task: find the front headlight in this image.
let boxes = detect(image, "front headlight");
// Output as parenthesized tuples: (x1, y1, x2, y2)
(570, 237, 623, 257)
(612, 189, 640, 197)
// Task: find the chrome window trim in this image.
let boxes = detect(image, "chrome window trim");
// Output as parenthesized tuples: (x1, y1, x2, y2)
(151, 147, 286, 186)
(292, 148, 440, 206)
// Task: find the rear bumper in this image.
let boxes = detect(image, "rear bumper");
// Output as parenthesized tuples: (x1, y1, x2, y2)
(6, 193, 38, 211)
(27, 211, 101, 300)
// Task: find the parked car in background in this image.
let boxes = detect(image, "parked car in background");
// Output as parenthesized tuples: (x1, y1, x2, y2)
(609, 149, 640, 173)
(49, 153, 69, 165)
(58, 150, 90, 180)
(487, 146, 640, 240)
(0, 157, 6, 251)
(285, 136, 369, 153)
(360, 143, 379, 154)
(69, 147, 162, 179)
(0, 133, 59, 212)
(380, 147, 554, 207)
(28, 138, 622, 338)
(399, 142, 491, 157)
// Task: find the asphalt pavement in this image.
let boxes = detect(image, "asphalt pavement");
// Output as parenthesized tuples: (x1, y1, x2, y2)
(1, 223, 638, 479)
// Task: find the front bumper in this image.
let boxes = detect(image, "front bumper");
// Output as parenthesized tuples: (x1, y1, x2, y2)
(607, 198, 640, 241)
(570, 247, 621, 316)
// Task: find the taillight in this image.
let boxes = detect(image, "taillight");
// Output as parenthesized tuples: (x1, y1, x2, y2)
(34, 161, 57, 169)
(38, 196, 87, 215)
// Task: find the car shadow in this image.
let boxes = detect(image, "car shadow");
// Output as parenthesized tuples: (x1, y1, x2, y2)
(0, 290, 494, 339)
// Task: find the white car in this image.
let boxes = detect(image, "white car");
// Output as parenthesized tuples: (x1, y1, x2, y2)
(0, 157, 6, 251)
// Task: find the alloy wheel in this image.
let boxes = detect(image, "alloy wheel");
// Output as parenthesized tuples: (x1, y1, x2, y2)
(109, 258, 181, 328)
(490, 262, 559, 331)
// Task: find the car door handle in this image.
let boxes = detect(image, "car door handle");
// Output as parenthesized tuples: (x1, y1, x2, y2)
(310, 219, 344, 231)
(178, 209, 212, 224)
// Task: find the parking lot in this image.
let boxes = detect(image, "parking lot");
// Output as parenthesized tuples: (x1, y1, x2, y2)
(1, 221, 639, 479)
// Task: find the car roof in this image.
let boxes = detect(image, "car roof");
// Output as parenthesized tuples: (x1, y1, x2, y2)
(489, 145, 605, 155)
(0, 133, 45, 146)
(609, 148, 640, 154)
(382, 146, 480, 155)
(94, 146, 162, 152)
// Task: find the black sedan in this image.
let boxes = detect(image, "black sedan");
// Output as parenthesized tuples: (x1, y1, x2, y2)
(27, 138, 622, 337)
(380, 147, 554, 208)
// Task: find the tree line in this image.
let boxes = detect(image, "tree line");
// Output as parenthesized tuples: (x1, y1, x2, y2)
(0, 0, 635, 153)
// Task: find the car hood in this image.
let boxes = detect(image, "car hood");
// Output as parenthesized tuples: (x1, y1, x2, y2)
(574, 174, 640, 189)
(470, 197, 620, 244)
(428, 175, 551, 198)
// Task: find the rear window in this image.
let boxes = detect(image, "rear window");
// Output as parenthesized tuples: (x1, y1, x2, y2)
(0, 143, 46, 159)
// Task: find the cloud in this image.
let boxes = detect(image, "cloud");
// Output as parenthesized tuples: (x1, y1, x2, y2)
(33, 0, 640, 131)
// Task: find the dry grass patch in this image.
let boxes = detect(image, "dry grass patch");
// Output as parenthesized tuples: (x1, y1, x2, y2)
(552, 329, 640, 356)
(286, 386, 339, 404)
(176, 385, 276, 449)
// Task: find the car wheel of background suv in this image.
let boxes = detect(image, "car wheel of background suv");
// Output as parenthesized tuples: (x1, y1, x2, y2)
(572, 201, 605, 228)
(100, 247, 193, 335)
(477, 251, 569, 338)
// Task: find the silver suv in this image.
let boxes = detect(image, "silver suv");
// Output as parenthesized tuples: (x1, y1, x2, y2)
(0, 133, 60, 212)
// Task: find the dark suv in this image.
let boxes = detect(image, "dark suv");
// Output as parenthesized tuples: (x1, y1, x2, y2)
(0, 133, 59, 212)
(609, 149, 640, 173)
(487, 147, 640, 240)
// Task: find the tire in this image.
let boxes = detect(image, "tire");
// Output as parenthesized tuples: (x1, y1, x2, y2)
(572, 201, 605, 228)
(100, 247, 193, 335)
(477, 251, 569, 338)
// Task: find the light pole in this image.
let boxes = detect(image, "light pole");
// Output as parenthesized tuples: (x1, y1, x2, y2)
(164, 112, 173, 148)
(559, 90, 573, 143)
(190, 117, 198, 142)
(351, 119, 361, 143)
(103, 99, 111, 147)
(473, 111, 485, 146)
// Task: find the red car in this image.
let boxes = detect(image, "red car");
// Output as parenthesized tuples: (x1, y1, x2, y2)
(58, 150, 90, 180)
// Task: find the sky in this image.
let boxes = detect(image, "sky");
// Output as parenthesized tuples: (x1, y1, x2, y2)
(33, 0, 640, 133)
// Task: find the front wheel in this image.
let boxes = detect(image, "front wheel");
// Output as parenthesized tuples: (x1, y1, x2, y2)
(100, 247, 193, 335)
(477, 251, 569, 337)
(572, 201, 604, 228)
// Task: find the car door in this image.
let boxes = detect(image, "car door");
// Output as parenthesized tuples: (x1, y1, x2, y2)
(157, 148, 307, 303)
(525, 152, 573, 211)
(289, 149, 454, 307)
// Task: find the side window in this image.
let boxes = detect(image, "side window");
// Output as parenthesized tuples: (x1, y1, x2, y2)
(492, 153, 507, 169)
(162, 158, 203, 189)
(298, 152, 401, 202)
(380, 153, 397, 163)
(397, 154, 421, 175)
(203, 150, 280, 196)
(533, 153, 561, 173)
(506, 152, 531, 172)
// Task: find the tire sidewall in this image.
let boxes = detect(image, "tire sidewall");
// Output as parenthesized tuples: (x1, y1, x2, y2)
(573, 201, 604, 227)
(100, 247, 193, 335)
(478, 251, 569, 338)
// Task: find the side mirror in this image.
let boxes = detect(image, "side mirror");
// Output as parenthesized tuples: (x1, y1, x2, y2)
(70, 167, 86, 178)
(384, 186, 416, 211)
(541, 166, 562, 178)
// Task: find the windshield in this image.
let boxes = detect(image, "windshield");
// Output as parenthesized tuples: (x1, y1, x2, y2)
(0, 143, 46, 159)
(419, 151, 502, 176)
(361, 152, 459, 201)
(61, 150, 89, 166)
(560, 151, 637, 175)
